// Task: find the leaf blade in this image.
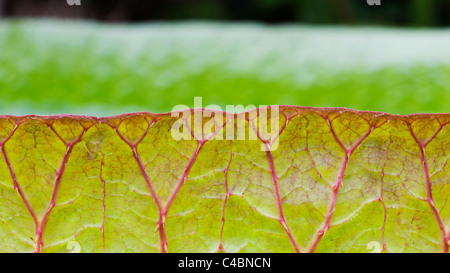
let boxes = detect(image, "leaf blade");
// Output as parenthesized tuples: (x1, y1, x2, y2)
(0, 107, 449, 253)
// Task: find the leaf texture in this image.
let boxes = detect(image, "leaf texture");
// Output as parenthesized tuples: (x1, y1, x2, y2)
(0, 106, 449, 253)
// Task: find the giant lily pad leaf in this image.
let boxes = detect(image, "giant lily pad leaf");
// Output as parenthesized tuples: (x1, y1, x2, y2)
(0, 106, 449, 253)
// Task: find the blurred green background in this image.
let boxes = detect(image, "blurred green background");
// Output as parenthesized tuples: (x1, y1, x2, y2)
(0, 1, 450, 115)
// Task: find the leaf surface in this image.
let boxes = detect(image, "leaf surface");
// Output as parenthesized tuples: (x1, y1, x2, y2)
(0, 106, 449, 253)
